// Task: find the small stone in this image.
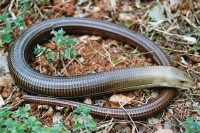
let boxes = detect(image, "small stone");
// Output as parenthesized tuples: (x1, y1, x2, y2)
(79, 57, 84, 63)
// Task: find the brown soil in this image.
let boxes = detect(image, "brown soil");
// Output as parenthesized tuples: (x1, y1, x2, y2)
(30, 35, 153, 76)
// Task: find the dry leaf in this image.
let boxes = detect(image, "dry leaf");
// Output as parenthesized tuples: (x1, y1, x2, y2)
(163, 112, 172, 120)
(79, 35, 89, 43)
(168, 109, 173, 115)
(182, 36, 197, 44)
(109, 94, 133, 108)
(119, 13, 136, 21)
(170, 0, 181, 11)
(196, 82, 200, 89)
(92, 7, 101, 12)
(84, 97, 92, 105)
(155, 128, 173, 133)
(122, 3, 133, 12)
(148, 118, 159, 124)
(110, 0, 116, 13)
(89, 36, 101, 41)
(151, 92, 158, 98)
(0, 95, 5, 107)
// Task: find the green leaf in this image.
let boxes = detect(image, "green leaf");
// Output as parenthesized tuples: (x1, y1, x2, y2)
(2, 34, 12, 43)
(73, 38, 79, 43)
(85, 120, 97, 128)
(45, 51, 55, 60)
(51, 123, 62, 133)
(0, 13, 8, 22)
(0, 106, 12, 118)
(20, 3, 29, 13)
(34, 44, 46, 56)
(124, 21, 131, 27)
(196, 32, 200, 38)
(192, 44, 200, 51)
(12, 16, 26, 27)
(148, 4, 166, 22)
(40, 127, 53, 133)
(4, 118, 15, 127)
(64, 46, 72, 60)
(12, 104, 30, 118)
(16, 123, 26, 132)
(73, 123, 83, 131)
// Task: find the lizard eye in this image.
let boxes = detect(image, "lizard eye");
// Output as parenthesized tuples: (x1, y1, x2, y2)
(180, 80, 185, 84)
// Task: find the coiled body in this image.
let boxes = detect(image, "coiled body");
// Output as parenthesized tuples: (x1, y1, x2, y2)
(8, 18, 194, 119)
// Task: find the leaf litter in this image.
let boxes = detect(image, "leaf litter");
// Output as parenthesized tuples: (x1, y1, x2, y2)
(0, 0, 200, 132)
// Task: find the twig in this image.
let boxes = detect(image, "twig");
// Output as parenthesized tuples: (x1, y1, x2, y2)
(61, 58, 74, 74)
(113, 94, 139, 133)
(102, 43, 116, 67)
(169, 110, 186, 130)
(88, 39, 106, 58)
(64, 112, 72, 123)
(8, 0, 16, 19)
(5, 85, 18, 104)
(103, 118, 114, 133)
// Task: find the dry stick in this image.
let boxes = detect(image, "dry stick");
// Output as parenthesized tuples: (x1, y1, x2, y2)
(77, 45, 85, 54)
(103, 118, 114, 133)
(15, 0, 18, 9)
(155, 29, 184, 39)
(64, 112, 72, 123)
(8, 0, 16, 19)
(61, 58, 74, 74)
(161, 47, 200, 57)
(169, 111, 186, 130)
(74, 58, 83, 66)
(34, 2, 45, 19)
(113, 94, 139, 133)
(88, 39, 107, 58)
(49, 65, 57, 74)
(5, 85, 18, 104)
(188, 68, 200, 75)
(102, 43, 116, 67)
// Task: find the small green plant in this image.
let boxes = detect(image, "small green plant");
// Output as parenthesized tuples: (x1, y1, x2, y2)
(0, 104, 68, 133)
(181, 117, 200, 133)
(73, 104, 98, 133)
(19, 0, 50, 14)
(50, 28, 79, 60)
(0, 13, 26, 47)
(34, 28, 79, 62)
(34, 44, 47, 56)
(45, 51, 55, 61)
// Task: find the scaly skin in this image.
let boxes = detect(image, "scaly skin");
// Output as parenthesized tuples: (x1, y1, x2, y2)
(8, 18, 195, 119)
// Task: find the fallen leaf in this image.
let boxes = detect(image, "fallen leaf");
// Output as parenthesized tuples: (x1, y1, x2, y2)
(109, 94, 133, 108)
(148, 118, 159, 124)
(92, 7, 101, 12)
(170, 0, 181, 11)
(148, 4, 166, 22)
(135, 0, 142, 8)
(110, 0, 116, 13)
(119, 13, 137, 21)
(84, 97, 92, 105)
(79, 35, 89, 43)
(182, 36, 197, 44)
(0, 95, 5, 107)
(163, 112, 172, 120)
(151, 92, 158, 98)
(155, 128, 173, 133)
(89, 36, 101, 41)
(196, 82, 200, 89)
(122, 3, 133, 12)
